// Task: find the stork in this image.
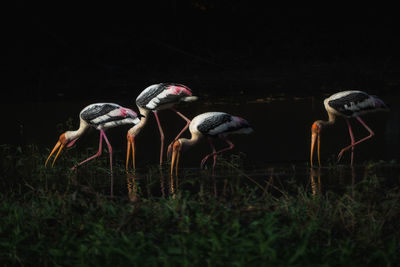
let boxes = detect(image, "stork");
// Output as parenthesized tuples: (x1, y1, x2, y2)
(310, 90, 388, 167)
(126, 83, 198, 170)
(170, 112, 253, 177)
(45, 103, 142, 197)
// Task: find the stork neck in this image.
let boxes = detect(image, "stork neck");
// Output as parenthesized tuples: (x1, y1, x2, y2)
(128, 107, 150, 137)
(319, 112, 336, 127)
(179, 132, 202, 151)
(66, 119, 89, 141)
(326, 112, 336, 125)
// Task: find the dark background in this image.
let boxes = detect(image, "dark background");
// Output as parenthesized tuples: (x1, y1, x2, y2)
(4, 2, 400, 101)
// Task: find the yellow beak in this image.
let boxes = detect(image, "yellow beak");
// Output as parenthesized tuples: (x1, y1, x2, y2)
(45, 141, 65, 168)
(170, 141, 181, 178)
(126, 134, 136, 171)
(310, 132, 321, 167)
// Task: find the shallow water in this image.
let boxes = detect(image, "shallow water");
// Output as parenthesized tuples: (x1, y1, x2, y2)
(3, 93, 397, 162)
(3, 93, 399, 197)
(103, 161, 400, 201)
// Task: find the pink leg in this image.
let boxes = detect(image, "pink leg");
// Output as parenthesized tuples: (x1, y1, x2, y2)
(201, 138, 216, 169)
(200, 137, 235, 174)
(338, 116, 375, 163)
(72, 130, 103, 169)
(344, 118, 355, 166)
(171, 108, 191, 140)
(153, 111, 165, 166)
(101, 130, 114, 198)
(167, 108, 191, 159)
(201, 138, 218, 175)
(212, 143, 217, 176)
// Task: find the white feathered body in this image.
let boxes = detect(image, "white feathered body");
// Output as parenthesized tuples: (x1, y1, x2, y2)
(79, 103, 141, 130)
(324, 90, 388, 118)
(190, 112, 253, 138)
(136, 83, 197, 111)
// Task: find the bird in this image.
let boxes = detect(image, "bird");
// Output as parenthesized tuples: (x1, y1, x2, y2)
(310, 90, 388, 167)
(126, 83, 198, 170)
(45, 103, 143, 197)
(170, 112, 253, 177)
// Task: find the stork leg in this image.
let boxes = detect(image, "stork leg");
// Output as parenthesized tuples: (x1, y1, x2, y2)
(203, 138, 219, 197)
(211, 141, 218, 176)
(201, 138, 216, 170)
(200, 137, 235, 173)
(153, 111, 165, 166)
(202, 138, 218, 175)
(72, 129, 104, 169)
(167, 108, 191, 159)
(101, 130, 114, 198)
(338, 117, 375, 163)
(344, 118, 355, 166)
(171, 108, 191, 140)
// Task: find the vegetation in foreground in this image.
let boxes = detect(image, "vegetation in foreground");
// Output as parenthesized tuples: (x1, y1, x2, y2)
(0, 144, 399, 266)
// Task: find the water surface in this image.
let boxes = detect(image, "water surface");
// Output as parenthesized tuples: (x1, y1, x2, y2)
(3, 93, 398, 197)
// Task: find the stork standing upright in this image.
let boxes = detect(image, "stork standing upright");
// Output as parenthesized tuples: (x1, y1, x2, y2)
(126, 83, 198, 170)
(310, 90, 388, 167)
(170, 112, 253, 177)
(45, 103, 142, 197)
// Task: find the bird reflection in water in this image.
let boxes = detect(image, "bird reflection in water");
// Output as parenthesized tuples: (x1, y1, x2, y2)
(310, 166, 357, 198)
(157, 167, 167, 198)
(309, 168, 322, 197)
(126, 172, 139, 203)
(126, 166, 171, 201)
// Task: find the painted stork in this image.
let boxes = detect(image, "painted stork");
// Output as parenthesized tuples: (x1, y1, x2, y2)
(126, 83, 198, 170)
(170, 112, 253, 177)
(310, 90, 388, 167)
(45, 103, 142, 197)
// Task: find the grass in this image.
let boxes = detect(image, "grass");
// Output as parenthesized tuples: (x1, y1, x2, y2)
(0, 144, 400, 266)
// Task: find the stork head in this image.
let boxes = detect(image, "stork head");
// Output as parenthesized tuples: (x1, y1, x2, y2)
(45, 132, 79, 167)
(310, 121, 322, 167)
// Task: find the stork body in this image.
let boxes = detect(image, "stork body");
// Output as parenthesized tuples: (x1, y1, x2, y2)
(170, 112, 253, 176)
(311, 90, 388, 167)
(45, 103, 142, 197)
(126, 83, 198, 170)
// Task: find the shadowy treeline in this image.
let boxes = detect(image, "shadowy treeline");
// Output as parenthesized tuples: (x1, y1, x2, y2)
(5, 2, 400, 101)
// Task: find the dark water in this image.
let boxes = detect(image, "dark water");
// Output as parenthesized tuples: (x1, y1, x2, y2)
(3, 94, 398, 162)
(2, 93, 399, 197)
(115, 162, 400, 200)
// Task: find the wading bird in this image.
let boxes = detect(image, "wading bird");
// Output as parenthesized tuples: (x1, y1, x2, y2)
(45, 103, 142, 197)
(310, 90, 388, 167)
(170, 112, 253, 177)
(126, 83, 198, 170)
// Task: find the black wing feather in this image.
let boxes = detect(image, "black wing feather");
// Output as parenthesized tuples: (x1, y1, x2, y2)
(328, 92, 371, 116)
(197, 114, 232, 135)
(81, 104, 119, 122)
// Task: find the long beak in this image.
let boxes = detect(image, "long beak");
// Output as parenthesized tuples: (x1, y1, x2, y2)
(45, 141, 65, 168)
(317, 133, 321, 167)
(310, 132, 321, 167)
(310, 132, 315, 167)
(170, 141, 181, 177)
(126, 135, 136, 171)
(167, 142, 174, 160)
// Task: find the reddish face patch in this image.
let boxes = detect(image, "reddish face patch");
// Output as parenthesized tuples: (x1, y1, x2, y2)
(59, 133, 68, 145)
(173, 140, 181, 151)
(311, 122, 320, 133)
